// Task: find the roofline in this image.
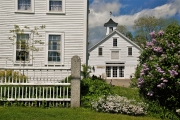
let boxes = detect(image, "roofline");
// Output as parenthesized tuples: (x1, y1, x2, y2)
(89, 30, 142, 52)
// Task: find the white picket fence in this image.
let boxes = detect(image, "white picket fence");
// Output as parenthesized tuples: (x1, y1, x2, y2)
(0, 67, 71, 106)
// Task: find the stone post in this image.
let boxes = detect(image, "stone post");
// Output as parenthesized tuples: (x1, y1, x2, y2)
(71, 55, 81, 107)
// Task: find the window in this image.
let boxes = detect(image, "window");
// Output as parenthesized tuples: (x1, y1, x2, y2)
(109, 27, 113, 33)
(46, 32, 64, 65)
(113, 38, 117, 47)
(128, 47, 132, 56)
(111, 51, 119, 59)
(15, 0, 34, 13)
(48, 35, 61, 62)
(119, 66, 124, 77)
(106, 66, 111, 77)
(47, 0, 65, 14)
(98, 47, 103, 56)
(113, 67, 117, 77)
(16, 34, 30, 61)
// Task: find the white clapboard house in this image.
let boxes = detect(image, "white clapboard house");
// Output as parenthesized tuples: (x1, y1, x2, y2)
(88, 18, 141, 79)
(0, 0, 88, 79)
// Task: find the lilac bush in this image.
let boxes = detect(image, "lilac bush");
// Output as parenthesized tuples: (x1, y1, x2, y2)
(137, 24, 180, 110)
(91, 95, 147, 116)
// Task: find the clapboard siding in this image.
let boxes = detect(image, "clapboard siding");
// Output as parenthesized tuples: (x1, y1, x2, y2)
(88, 31, 141, 79)
(0, 0, 87, 68)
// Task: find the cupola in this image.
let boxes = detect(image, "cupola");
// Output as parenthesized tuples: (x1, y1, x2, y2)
(104, 18, 118, 35)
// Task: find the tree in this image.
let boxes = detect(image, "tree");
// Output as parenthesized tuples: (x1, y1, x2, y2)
(136, 23, 180, 111)
(133, 15, 179, 43)
(116, 25, 133, 40)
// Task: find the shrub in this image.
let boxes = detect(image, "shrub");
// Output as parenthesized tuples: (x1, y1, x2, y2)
(136, 24, 180, 111)
(81, 78, 112, 107)
(0, 70, 26, 82)
(91, 95, 148, 116)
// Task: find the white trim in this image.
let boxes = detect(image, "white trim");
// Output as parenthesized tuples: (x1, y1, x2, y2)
(83, 0, 88, 64)
(45, 32, 64, 65)
(13, 32, 33, 64)
(46, 0, 66, 14)
(14, 0, 34, 13)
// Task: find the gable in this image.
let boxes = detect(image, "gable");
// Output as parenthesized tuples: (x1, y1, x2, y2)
(89, 30, 142, 53)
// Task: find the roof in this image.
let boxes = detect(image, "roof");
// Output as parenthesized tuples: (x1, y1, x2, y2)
(104, 18, 118, 27)
(89, 30, 142, 52)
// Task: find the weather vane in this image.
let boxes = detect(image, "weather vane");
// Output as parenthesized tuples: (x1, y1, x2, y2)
(110, 11, 112, 18)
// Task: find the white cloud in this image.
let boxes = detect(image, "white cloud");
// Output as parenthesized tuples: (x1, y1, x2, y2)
(88, 0, 180, 47)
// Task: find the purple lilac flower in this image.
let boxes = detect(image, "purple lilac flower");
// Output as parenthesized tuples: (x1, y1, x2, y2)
(157, 83, 166, 88)
(168, 70, 178, 77)
(178, 51, 180, 54)
(172, 43, 175, 47)
(161, 78, 164, 80)
(156, 67, 165, 74)
(158, 30, 164, 36)
(152, 38, 157, 43)
(137, 78, 144, 88)
(149, 31, 156, 38)
(179, 33, 180, 38)
(174, 65, 179, 69)
(146, 41, 154, 46)
(141, 44, 144, 48)
(163, 80, 168, 82)
(153, 47, 163, 52)
(147, 91, 154, 96)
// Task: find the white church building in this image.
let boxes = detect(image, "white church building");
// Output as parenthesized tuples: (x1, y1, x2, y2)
(88, 18, 141, 79)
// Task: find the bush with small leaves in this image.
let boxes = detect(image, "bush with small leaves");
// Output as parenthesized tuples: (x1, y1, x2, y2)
(91, 95, 148, 116)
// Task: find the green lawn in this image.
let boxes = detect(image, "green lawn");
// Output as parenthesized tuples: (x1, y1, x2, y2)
(0, 107, 159, 120)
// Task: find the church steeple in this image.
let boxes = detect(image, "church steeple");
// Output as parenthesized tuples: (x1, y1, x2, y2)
(104, 18, 118, 35)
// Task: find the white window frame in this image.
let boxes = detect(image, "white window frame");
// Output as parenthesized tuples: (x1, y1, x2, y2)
(45, 32, 64, 65)
(15, 0, 34, 13)
(46, 0, 66, 14)
(13, 32, 33, 64)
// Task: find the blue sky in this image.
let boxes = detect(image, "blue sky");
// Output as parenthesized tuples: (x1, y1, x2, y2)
(89, 0, 180, 46)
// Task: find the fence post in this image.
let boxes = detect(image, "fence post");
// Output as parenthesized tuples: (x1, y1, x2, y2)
(71, 55, 81, 107)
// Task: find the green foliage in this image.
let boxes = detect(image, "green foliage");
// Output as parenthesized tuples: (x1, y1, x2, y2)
(81, 78, 112, 107)
(81, 64, 91, 78)
(0, 70, 26, 82)
(136, 23, 180, 117)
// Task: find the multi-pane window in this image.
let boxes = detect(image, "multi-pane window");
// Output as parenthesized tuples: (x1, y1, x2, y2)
(98, 47, 102, 56)
(111, 51, 119, 59)
(113, 67, 117, 77)
(119, 66, 124, 77)
(128, 47, 132, 56)
(48, 35, 61, 62)
(106, 66, 111, 77)
(18, 0, 31, 10)
(16, 34, 29, 61)
(49, 0, 62, 11)
(113, 38, 117, 47)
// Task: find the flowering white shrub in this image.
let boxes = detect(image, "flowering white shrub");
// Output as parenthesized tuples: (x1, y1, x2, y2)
(91, 95, 148, 116)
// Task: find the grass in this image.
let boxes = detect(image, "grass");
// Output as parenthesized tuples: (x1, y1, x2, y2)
(111, 86, 142, 101)
(0, 107, 160, 120)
